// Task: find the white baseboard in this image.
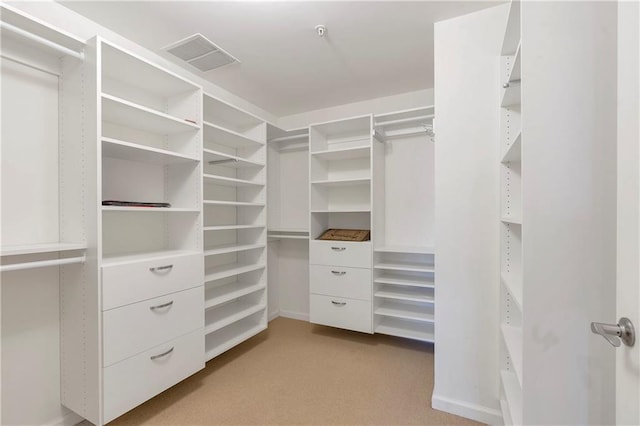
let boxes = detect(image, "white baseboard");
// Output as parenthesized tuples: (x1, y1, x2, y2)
(432, 394, 502, 425)
(48, 410, 84, 426)
(268, 309, 280, 322)
(278, 310, 309, 322)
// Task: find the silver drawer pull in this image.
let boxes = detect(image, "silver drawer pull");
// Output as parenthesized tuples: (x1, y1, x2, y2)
(149, 301, 174, 311)
(331, 270, 346, 276)
(331, 247, 346, 252)
(331, 301, 347, 306)
(149, 264, 173, 273)
(150, 347, 174, 360)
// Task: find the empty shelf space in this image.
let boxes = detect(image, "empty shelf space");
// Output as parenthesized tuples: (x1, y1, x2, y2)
(310, 146, 371, 161)
(1, 242, 86, 256)
(375, 317, 434, 343)
(205, 301, 266, 335)
(374, 275, 434, 289)
(204, 149, 264, 168)
(204, 243, 265, 256)
(205, 281, 266, 310)
(375, 302, 434, 323)
(501, 370, 523, 425)
(102, 94, 200, 134)
(501, 131, 522, 163)
(203, 93, 264, 134)
(102, 249, 200, 267)
(501, 216, 522, 225)
(310, 178, 371, 187)
(204, 121, 263, 148)
(203, 174, 264, 187)
(102, 137, 199, 165)
(501, 82, 521, 108)
(102, 206, 200, 213)
(501, 324, 523, 386)
(502, 273, 523, 311)
(204, 225, 265, 232)
(374, 246, 435, 255)
(375, 287, 434, 303)
(205, 318, 266, 361)
(374, 262, 434, 273)
(205, 263, 266, 282)
(203, 200, 265, 207)
(508, 43, 522, 83)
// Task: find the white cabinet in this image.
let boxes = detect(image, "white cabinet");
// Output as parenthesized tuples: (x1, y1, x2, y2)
(202, 93, 268, 362)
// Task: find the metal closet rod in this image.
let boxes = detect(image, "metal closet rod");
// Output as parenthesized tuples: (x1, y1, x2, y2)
(0, 21, 84, 60)
(268, 134, 309, 143)
(374, 114, 434, 128)
(0, 255, 86, 272)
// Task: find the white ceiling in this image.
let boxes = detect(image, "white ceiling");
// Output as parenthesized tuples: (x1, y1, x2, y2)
(59, 1, 500, 117)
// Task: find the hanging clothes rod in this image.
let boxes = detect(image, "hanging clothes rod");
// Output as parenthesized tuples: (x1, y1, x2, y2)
(374, 114, 434, 128)
(208, 158, 239, 165)
(0, 21, 84, 60)
(268, 134, 309, 144)
(0, 53, 60, 77)
(0, 255, 86, 272)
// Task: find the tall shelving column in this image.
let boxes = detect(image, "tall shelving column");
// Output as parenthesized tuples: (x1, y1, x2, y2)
(308, 115, 373, 334)
(372, 107, 436, 342)
(202, 94, 268, 361)
(498, 1, 523, 424)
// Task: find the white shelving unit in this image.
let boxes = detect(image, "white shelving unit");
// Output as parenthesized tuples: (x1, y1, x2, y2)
(202, 93, 267, 362)
(498, 1, 523, 424)
(372, 107, 436, 342)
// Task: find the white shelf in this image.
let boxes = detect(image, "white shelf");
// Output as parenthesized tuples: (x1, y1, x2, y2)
(502, 273, 523, 312)
(501, 370, 523, 425)
(204, 302, 266, 335)
(501, 82, 521, 108)
(374, 262, 434, 273)
(205, 282, 266, 310)
(375, 302, 434, 323)
(205, 320, 266, 362)
(508, 43, 522, 84)
(204, 121, 263, 148)
(102, 137, 199, 165)
(501, 324, 523, 387)
(374, 275, 435, 289)
(204, 225, 265, 232)
(203, 174, 264, 188)
(205, 263, 266, 282)
(375, 318, 434, 343)
(374, 246, 435, 255)
(1, 242, 86, 256)
(268, 228, 308, 233)
(102, 249, 200, 267)
(501, 131, 522, 163)
(102, 206, 199, 213)
(500, 399, 513, 426)
(204, 243, 265, 257)
(203, 200, 265, 208)
(310, 209, 371, 213)
(204, 149, 264, 168)
(310, 178, 371, 187)
(268, 234, 308, 240)
(375, 287, 434, 303)
(501, 0, 521, 55)
(501, 216, 522, 225)
(203, 93, 264, 134)
(102, 94, 200, 135)
(310, 146, 371, 161)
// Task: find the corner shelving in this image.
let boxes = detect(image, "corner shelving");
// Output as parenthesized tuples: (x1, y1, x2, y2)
(202, 92, 267, 361)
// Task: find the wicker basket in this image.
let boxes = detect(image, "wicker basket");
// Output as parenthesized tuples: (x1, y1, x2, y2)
(317, 229, 370, 242)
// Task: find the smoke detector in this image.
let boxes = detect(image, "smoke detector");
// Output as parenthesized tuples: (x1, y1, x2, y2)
(162, 33, 239, 72)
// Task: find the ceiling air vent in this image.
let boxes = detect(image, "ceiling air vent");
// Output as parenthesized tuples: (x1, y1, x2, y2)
(162, 33, 239, 72)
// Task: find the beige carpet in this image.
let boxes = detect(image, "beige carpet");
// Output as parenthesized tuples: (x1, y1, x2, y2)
(105, 317, 480, 425)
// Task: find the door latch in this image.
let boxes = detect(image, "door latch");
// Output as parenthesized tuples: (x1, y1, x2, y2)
(591, 317, 635, 347)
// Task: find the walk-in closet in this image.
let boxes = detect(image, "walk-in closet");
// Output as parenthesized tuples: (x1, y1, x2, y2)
(1, 1, 638, 425)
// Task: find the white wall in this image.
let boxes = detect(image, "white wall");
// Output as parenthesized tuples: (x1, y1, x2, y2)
(432, 5, 505, 424)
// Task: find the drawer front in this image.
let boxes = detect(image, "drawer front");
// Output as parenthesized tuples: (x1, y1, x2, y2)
(102, 253, 203, 310)
(310, 241, 371, 268)
(103, 328, 204, 423)
(310, 265, 371, 300)
(103, 287, 204, 367)
(310, 294, 372, 333)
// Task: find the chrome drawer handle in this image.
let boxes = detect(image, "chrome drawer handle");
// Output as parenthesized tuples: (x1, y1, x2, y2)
(331, 270, 346, 276)
(331, 301, 347, 306)
(331, 247, 346, 252)
(149, 264, 173, 273)
(150, 346, 174, 360)
(149, 301, 174, 311)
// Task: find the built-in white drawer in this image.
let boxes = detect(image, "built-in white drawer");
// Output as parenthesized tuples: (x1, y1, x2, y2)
(103, 328, 204, 423)
(309, 241, 371, 268)
(310, 265, 371, 300)
(310, 294, 372, 333)
(102, 252, 203, 310)
(103, 286, 204, 367)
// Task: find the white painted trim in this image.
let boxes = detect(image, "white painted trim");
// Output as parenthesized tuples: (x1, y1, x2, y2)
(268, 309, 280, 322)
(431, 394, 502, 425)
(278, 310, 309, 322)
(48, 411, 84, 426)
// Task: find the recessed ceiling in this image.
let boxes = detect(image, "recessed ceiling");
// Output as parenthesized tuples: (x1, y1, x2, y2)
(59, 1, 500, 117)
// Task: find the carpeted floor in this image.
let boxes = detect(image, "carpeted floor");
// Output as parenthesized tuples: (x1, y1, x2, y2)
(100, 317, 479, 425)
